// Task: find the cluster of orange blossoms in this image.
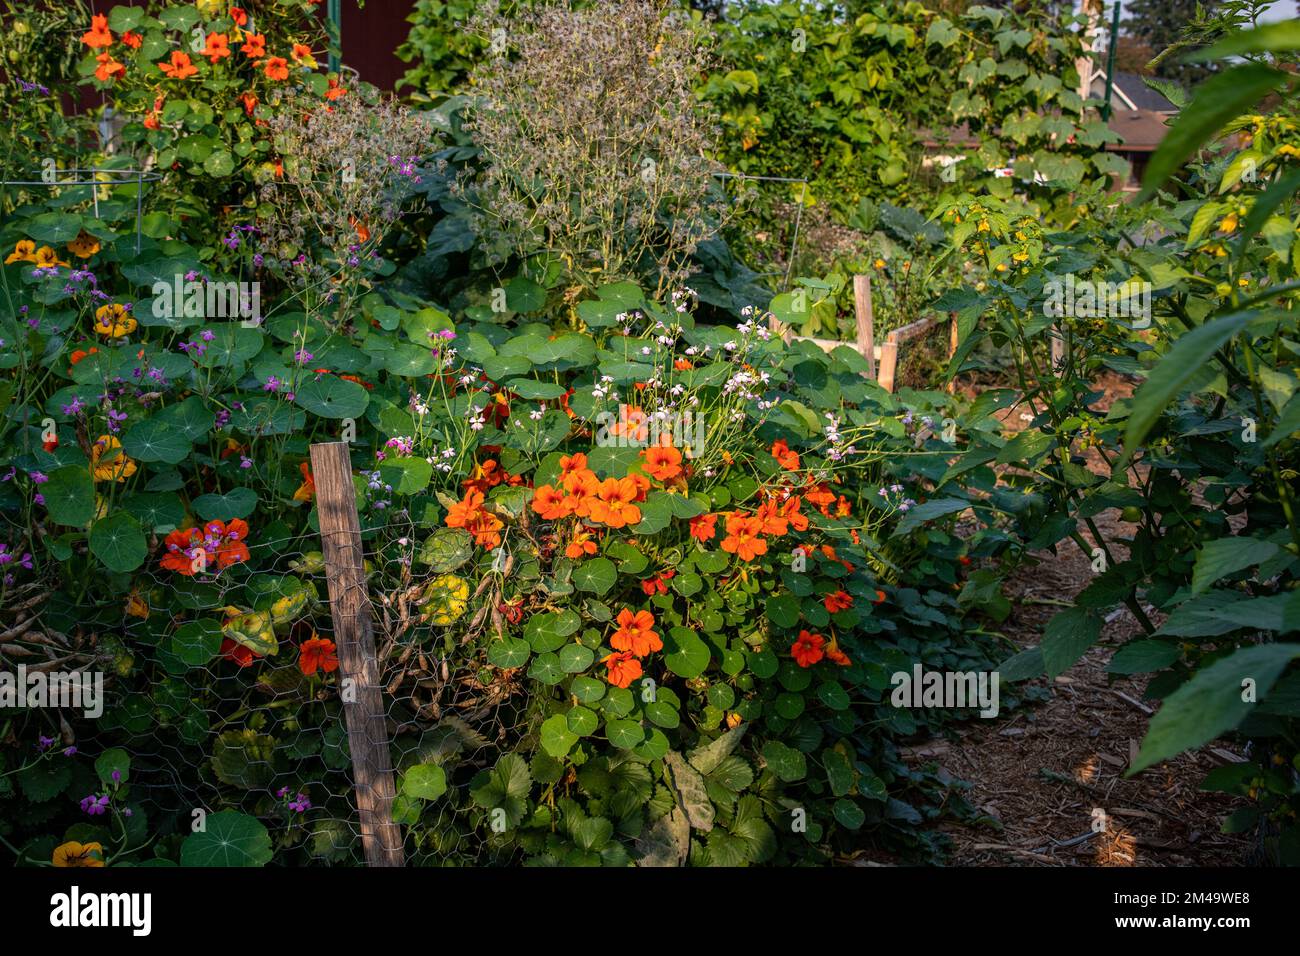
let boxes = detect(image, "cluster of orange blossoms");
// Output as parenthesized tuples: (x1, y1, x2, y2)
(80, 11, 342, 97)
(602, 608, 663, 688)
(159, 519, 251, 576)
(791, 629, 851, 669)
(529, 448, 677, 545)
(445, 489, 505, 549)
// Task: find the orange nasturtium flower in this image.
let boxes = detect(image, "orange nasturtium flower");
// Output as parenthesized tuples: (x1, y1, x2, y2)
(230, 7, 249, 26)
(445, 488, 504, 548)
(872, 589, 887, 605)
(291, 43, 318, 68)
(34, 245, 70, 268)
(293, 461, 316, 502)
(299, 634, 339, 676)
(720, 513, 767, 562)
(530, 484, 569, 521)
(67, 230, 101, 259)
(325, 76, 348, 101)
(94, 53, 125, 83)
(791, 630, 825, 668)
(121, 30, 143, 49)
(755, 499, 789, 537)
(602, 650, 642, 689)
(825, 638, 851, 667)
(5, 240, 37, 264)
(590, 477, 642, 528)
(565, 530, 597, 559)
(160, 519, 252, 574)
(609, 608, 662, 658)
(559, 452, 588, 477)
(90, 435, 138, 483)
(562, 468, 599, 517)
(770, 439, 801, 471)
(158, 51, 199, 79)
(93, 303, 137, 337)
(53, 841, 106, 867)
(201, 32, 231, 63)
(263, 56, 290, 80)
(641, 442, 683, 482)
(241, 33, 267, 58)
(81, 14, 113, 50)
(823, 590, 854, 613)
(689, 512, 717, 542)
(125, 588, 150, 619)
(240, 91, 259, 116)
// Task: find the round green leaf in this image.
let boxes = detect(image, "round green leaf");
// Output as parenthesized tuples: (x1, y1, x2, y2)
(89, 511, 147, 572)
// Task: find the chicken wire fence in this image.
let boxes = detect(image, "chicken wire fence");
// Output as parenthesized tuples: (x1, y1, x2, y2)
(3, 513, 536, 867)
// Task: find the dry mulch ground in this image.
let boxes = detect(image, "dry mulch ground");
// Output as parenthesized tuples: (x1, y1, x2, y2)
(907, 373, 1251, 866)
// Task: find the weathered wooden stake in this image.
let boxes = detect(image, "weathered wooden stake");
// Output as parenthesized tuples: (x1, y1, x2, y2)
(852, 274, 876, 379)
(877, 340, 899, 393)
(310, 441, 405, 867)
(947, 314, 960, 395)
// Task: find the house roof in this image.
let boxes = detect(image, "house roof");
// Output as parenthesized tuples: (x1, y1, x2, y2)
(1105, 71, 1179, 113)
(1107, 108, 1171, 152)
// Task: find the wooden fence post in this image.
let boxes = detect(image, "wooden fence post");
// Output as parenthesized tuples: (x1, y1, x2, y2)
(853, 274, 876, 379)
(310, 441, 406, 867)
(877, 340, 899, 393)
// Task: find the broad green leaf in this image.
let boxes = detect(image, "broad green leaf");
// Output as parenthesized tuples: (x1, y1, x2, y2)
(1131, 644, 1300, 773)
(180, 811, 273, 866)
(1191, 536, 1280, 594)
(89, 511, 147, 572)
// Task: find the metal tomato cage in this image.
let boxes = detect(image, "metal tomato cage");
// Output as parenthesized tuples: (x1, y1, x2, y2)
(0, 166, 164, 255)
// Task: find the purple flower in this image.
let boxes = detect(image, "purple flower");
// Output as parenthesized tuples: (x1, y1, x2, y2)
(63, 746, 77, 756)
(263, 376, 281, 392)
(293, 350, 314, 366)
(80, 793, 110, 816)
(276, 787, 290, 798)
(288, 793, 311, 813)
(37, 735, 55, 751)
(111, 769, 122, 783)
(253, 253, 264, 267)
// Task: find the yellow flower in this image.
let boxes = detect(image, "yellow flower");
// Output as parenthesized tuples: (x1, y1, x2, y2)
(67, 230, 101, 259)
(93, 303, 138, 338)
(995, 262, 1008, 272)
(1012, 250, 1029, 262)
(126, 588, 150, 619)
(977, 219, 990, 233)
(1220, 211, 1239, 234)
(5, 239, 37, 264)
(91, 435, 138, 483)
(726, 712, 743, 729)
(1277, 144, 1300, 158)
(53, 841, 106, 867)
(873, 258, 885, 269)
(33, 245, 69, 268)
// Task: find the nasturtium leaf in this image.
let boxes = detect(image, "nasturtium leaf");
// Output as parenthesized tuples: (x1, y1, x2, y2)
(44, 466, 95, 526)
(572, 557, 616, 595)
(169, 620, 222, 667)
(541, 714, 578, 758)
(571, 676, 606, 704)
(402, 763, 448, 801)
(558, 642, 595, 673)
(488, 637, 530, 669)
(294, 375, 369, 419)
(527, 652, 565, 685)
(89, 511, 147, 572)
(180, 811, 273, 867)
(193, 487, 258, 521)
(122, 417, 193, 464)
(605, 719, 645, 750)
(664, 627, 710, 679)
(567, 706, 598, 737)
